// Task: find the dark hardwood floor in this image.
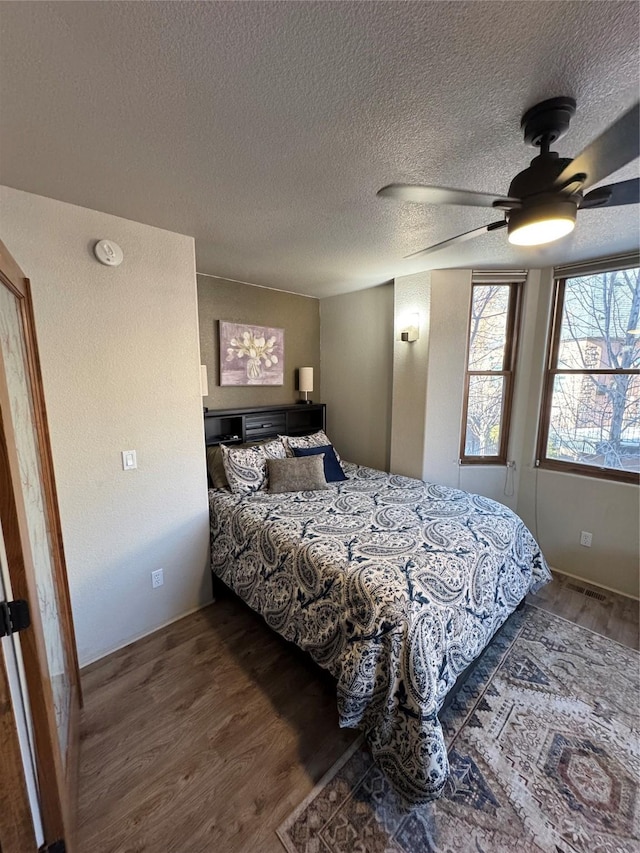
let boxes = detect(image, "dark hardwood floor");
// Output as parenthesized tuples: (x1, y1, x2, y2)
(77, 572, 638, 852)
(529, 570, 639, 650)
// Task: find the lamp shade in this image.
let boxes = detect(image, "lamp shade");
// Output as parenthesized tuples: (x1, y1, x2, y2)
(200, 364, 209, 397)
(299, 367, 313, 393)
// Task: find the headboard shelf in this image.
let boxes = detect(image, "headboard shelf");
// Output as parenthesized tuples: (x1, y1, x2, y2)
(204, 403, 326, 446)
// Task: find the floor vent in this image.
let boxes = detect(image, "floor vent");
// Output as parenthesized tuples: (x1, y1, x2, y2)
(584, 588, 608, 601)
(566, 581, 607, 602)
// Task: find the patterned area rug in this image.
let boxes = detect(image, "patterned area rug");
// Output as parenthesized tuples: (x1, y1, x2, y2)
(277, 606, 639, 853)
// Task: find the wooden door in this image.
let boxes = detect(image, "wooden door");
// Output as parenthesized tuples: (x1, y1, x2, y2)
(0, 241, 81, 851)
(0, 564, 39, 852)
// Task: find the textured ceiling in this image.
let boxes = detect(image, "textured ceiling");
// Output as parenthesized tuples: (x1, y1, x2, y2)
(1, 1, 638, 297)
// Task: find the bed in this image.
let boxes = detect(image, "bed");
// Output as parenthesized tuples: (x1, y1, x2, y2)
(207, 414, 551, 803)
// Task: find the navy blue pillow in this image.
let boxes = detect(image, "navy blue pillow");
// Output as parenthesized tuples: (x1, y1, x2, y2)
(292, 444, 347, 482)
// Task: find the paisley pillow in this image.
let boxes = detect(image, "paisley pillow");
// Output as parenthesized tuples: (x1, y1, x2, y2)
(208, 438, 285, 490)
(221, 441, 285, 495)
(280, 429, 342, 462)
(260, 438, 288, 460)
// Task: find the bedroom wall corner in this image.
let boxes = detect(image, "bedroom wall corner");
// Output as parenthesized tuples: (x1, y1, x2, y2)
(0, 185, 211, 665)
(319, 283, 394, 470)
(197, 274, 320, 410)
(390, 272, 431, 478)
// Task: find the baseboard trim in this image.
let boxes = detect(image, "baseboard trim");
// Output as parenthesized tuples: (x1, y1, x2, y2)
(79, 566, 638, 669)
(79, 600, 213, 671)
(549, 565, 639, 601)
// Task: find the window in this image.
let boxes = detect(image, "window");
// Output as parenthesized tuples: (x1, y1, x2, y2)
(538, 264, 640, 483)
(460, 282, 522, 464)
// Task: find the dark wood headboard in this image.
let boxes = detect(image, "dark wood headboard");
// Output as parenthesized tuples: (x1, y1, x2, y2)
(204, 403, 326, 447)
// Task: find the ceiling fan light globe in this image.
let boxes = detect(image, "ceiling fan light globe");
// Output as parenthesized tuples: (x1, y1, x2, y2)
(508, 217, 575, 246)
(507, 199, 577, 246)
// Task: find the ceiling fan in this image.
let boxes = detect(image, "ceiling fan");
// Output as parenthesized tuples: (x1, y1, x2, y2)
(378, 97, 639, 260)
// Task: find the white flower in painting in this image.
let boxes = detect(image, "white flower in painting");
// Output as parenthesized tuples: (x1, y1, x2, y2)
(226, 329, 279, 378)
(226, 332, 278, 364)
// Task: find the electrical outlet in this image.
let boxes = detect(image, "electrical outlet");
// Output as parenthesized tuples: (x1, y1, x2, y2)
(151, 568, 164, 588)
(580, 531, 593, 548)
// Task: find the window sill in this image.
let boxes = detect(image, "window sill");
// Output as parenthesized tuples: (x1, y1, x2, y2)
(537, 459, 639, 485)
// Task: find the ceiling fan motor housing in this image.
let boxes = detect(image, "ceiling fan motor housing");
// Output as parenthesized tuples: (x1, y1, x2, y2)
(508, 152, 576, 199)
(521, 96, 577, 148)
(507, 150, 581, 242)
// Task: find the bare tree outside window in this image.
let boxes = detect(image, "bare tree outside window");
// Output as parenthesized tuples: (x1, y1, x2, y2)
(540, 266, 640, 482)
(460, 283, 521, 464)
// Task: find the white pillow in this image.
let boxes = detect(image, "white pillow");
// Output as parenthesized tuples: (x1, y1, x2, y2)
(261, 438, 288, 459)
(279, 430, 341, 462)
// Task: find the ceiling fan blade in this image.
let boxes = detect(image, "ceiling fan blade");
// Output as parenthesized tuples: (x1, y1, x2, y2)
(580, 177, 640, 209)
(378, 183, 519, 210)
(554, 102, 640, 193)
(405, 220, 506, 260)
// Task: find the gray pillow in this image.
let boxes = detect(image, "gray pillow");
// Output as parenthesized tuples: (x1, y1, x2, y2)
(206, 445, 229, 489)
(267, 455, 329, 493)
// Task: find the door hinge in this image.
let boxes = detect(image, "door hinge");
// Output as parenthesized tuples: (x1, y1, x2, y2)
(0, 599, 31, 637)
(39, 842, 66, 853)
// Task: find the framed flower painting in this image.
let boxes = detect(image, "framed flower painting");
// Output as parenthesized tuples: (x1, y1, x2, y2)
(219, 321, 284, 386)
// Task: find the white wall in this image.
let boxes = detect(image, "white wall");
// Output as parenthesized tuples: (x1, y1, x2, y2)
(320, 283, 393, 470)
(421, 270, 469, 488)
(515, 268, 640, 599)
(391, 268, 520, 507)
(419, 269, 541, 510)
(1, 186, 210, 665)
(390, 272, 430, 477)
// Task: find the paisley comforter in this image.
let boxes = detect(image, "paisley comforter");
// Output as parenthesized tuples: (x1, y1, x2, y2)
(209, 462, 551, 802)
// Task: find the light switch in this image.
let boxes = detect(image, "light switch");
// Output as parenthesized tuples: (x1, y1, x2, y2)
(122, 450, 137, 470)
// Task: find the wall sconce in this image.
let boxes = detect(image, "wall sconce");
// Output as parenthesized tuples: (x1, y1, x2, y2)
(200, 365, 209, 412)
(297, 367, 313, 404)
(401, 314, 420, 343)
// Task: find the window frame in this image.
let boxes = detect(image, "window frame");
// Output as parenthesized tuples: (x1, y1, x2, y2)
(459, 281, 523, 466)
(537, 273, 640, 485)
